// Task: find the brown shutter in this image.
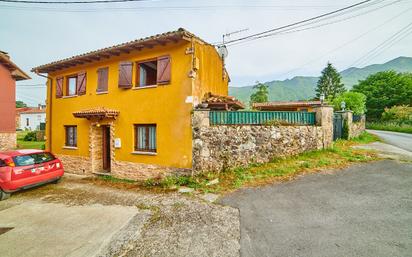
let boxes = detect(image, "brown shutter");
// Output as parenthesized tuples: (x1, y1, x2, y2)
(118, 61, 133, 88)
(157, 56, 171, 85)
(97, 67, 109, 92)
(77, 71, 87, 95)
(56, 77, 63, 98)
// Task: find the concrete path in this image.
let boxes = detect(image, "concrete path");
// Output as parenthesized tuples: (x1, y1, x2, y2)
(220, 160, 412, 257)
(0, 202, 139, 257)
(367, 129, 412, 152)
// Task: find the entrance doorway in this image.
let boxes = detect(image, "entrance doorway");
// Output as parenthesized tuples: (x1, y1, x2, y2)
(102, 125, 111, 172)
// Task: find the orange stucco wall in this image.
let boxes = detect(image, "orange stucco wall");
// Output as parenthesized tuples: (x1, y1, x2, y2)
(45, 39, 228, 170)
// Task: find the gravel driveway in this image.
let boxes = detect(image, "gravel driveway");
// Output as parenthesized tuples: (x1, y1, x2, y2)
(0, 176, 240, 257)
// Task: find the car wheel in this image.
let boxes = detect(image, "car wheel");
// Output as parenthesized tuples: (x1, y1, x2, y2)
(0, 190, 10, 201)
(52, 177, 62, 184)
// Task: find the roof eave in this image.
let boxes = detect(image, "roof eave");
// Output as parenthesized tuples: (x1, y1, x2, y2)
(32, 28, 201, 74)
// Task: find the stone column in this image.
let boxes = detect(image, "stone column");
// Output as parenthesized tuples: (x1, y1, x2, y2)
(191, 109, 210, 175)
(192, 109, 210, 129)
(313, 106, 333, 149)
(339, 111, 353, 139)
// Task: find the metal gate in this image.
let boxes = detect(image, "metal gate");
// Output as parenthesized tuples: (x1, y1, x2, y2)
(333, 113, 344, 141)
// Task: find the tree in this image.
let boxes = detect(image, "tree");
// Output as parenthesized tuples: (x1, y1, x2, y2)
(250, 81, 269, 106)
(16, 100, 27, 108)
(352, 71, 412, 120)
(315, 62, 346, 100)
(332, 92, 367, 115)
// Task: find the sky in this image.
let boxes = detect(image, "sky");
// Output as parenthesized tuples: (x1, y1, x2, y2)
(1, 0, 412, 106)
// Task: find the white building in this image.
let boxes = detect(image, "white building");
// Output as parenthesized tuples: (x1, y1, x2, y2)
(19, 107, 46, 131)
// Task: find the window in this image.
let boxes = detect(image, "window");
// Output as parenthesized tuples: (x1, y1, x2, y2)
(135, 56, 171, 87)
(97, 67, 109, 92)
(12, 153, 55, 167)
(65, 125, 77, 147)
(134, 124, 156, 152)
(137, 60, 157, 87)
(26, 118, 29, 126)
(67, 76, 77, 96)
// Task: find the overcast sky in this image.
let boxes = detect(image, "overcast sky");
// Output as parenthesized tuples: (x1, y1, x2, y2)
(1, 0, 411, 106)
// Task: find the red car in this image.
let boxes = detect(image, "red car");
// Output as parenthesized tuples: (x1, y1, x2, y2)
(0, 149, 64, 200)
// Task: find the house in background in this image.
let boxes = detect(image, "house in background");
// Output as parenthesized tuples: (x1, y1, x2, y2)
(32, 28, 231, 180)
(0, 51, 30, 150)
(17, 104, 46, 131)
(253, 100, 322, 112)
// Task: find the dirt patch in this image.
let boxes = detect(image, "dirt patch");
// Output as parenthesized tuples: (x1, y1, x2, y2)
(1, 175, 240, 257)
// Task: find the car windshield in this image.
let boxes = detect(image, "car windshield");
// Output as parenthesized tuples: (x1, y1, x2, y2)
(12, 153, 55, 167)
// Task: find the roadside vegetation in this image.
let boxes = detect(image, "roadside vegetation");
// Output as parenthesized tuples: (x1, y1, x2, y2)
(90, 132, 379, 195)
(367, 105, 412, 134)
(16, 130, 45, 150)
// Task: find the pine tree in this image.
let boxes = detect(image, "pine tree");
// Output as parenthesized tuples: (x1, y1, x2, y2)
(315, 62, 346, 100)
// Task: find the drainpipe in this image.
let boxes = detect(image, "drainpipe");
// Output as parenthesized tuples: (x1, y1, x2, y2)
(34, 70, 53, 152)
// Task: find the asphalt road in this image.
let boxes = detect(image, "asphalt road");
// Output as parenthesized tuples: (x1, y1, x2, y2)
(221, 160, 412, 257)
(368, 129, 412, 152)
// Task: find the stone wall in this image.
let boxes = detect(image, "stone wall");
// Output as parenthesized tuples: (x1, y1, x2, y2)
(192, 107, 333, 174)
(57, 154, 92, 174)
(0, 132, 16, 151)
(349, 115, 366, 138)
(340, 111, 366, 139)
(111, 160, 191, 181)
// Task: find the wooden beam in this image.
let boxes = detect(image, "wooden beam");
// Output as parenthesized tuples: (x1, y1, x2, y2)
(98, 54, 111, 59)
(119, 48, 130, 54)
(156, 40, 167, 46)
(108, 51, 121, 56)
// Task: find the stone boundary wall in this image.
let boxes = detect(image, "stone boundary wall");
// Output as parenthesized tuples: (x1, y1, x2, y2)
(0, 132, 16, 151)
(349, 115, 366, 138)
(192, 107, 333, 174)
(340, 111, 366, 139)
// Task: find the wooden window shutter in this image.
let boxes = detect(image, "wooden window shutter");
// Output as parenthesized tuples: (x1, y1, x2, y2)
(97, 67, 109, 92)
(157, 56, 171, 85)
(56, 77, 63, 98)
(118, 61, 133, 88)
(77, 71, 87, 95)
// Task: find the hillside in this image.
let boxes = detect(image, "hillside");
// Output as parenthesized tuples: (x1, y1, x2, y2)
(229, 56, 412, 105)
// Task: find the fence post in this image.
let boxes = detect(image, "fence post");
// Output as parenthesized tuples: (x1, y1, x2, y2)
(313, 106, 333, 149)
(192, 109, 210, 128)
(339, 111, 353, 139)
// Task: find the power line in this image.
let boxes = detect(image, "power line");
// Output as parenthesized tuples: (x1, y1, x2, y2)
(271, 7, 412, 80)
(349, 21, 412, 68)
(0, 0, 149, 4)
(217, 0, 376, 46)
(0, 4, 347, 12)
(228, 0, 401, 47)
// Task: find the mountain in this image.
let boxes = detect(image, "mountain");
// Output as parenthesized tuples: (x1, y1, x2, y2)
(229, 56, 412, 105)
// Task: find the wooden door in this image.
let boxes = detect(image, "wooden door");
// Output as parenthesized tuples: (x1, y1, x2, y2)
(102, 126, 111, 171)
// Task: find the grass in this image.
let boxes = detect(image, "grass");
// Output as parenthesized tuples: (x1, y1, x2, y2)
(139, 131, 380, 194)
(89, 132, 380, 195)
(16, 130, 45, 150)
(367, 122, 412, 134)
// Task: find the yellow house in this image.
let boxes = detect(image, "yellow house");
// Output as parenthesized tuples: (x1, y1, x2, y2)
(32, 28, 230, 180)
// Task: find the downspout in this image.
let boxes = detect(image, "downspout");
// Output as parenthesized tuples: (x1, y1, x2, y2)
(34, 70, 53, 152)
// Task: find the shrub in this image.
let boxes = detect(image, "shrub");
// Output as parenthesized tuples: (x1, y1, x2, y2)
(381, 105, 412, 124)
(333, 92, 367, 115)
(23, 131, 38, 141)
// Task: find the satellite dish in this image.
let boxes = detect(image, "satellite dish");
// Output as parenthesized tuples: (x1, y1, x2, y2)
(217, 45, 228, 59)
